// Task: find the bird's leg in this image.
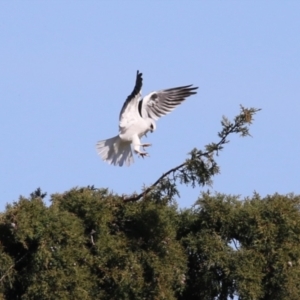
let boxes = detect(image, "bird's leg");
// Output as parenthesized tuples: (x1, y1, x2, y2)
(132, 135, 149, 158)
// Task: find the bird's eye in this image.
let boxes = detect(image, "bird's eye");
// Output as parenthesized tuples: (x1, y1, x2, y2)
(150, 124, 154, 129)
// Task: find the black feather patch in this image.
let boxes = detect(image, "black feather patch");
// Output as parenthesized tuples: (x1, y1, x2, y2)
(120, 71, 143, 118)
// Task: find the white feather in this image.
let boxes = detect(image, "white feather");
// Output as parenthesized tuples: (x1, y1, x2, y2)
(96, 136, 134, 167)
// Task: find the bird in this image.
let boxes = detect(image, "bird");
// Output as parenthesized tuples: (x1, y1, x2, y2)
(96, 71, 198, 167)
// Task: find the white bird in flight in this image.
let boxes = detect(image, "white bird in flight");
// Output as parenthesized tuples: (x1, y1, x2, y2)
(96, 71, 198, 166)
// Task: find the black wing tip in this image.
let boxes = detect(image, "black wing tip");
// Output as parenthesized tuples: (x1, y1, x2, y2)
(184, 85, 199, 93)
(126, 70, 143, 101)
(120, 71, 144, 117)
(136, 70, 143, 81)
(134, 70, 143, 94)
(164, 85, 199, 93)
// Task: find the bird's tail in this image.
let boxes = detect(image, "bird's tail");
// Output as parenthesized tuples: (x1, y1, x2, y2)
(96, 135, 134, 167)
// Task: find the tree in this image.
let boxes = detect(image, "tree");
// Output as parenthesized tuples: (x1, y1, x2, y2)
(2, 190, 300, 299)
(4, 106, 299, 299)
(0, 188, 186, 299)
(178, 192, 300, 300)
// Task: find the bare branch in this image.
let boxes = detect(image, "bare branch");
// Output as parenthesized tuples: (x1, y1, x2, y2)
(232, 239, 240, 251)
(123, 162, 186, 202)
(0, 253, 28, 283)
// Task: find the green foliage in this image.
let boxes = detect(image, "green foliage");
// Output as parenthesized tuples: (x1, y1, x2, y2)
(178, 192, 300, 300)
(0, 188, 186, 299)
(1, 190, 300, 299)
(4, 105, 299, 299)
(177, 106, 260, 189)
(124, 106, 260, 202)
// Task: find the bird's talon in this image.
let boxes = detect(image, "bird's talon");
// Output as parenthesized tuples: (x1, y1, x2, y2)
(140, 152, 148, 158)
(134, 150, 149, 158)
(142, 143, 152, 151)
(142, 143, 152, 147)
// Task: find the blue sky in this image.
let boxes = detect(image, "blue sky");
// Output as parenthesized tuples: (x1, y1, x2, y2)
(1, 1, 299, 210)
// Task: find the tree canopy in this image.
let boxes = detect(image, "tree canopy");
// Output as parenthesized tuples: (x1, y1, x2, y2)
(1, 190, 300, 299)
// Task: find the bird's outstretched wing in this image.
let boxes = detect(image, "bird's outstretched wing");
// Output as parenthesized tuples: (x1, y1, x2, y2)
(119, 71, 143, 130)
(139, 85, 198, 120)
